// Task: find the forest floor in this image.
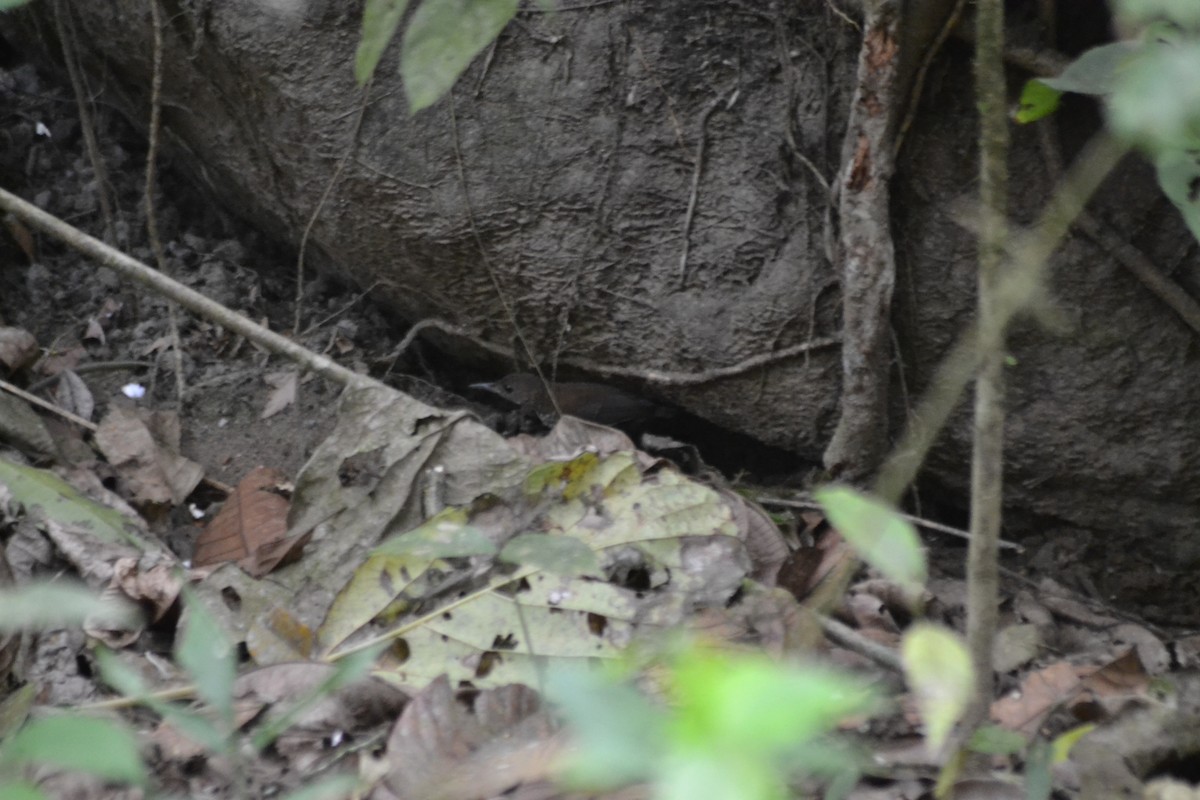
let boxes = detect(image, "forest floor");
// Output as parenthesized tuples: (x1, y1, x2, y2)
(2, 57, 1198, 800)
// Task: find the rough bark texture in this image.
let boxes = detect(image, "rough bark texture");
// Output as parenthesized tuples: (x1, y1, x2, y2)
(6, 1, 1200, 580)
(823, 0, 900, 483)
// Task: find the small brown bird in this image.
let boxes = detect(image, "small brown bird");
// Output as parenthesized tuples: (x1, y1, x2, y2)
(471, 373, 665, 430)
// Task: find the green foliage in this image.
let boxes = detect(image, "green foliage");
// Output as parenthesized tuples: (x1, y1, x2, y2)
(549, 644, 879, 800)
(0, 0, 33, 9)
(499, 532, 601, 577)
(0, 715, 146, 787)
(1119, 0, 1200, 29)
(1018, 5, 1200, 244)
(0, 589, 145, 798)
(0, 581, 136, 631)
(355, 0, 529, 112)
(814, 486, 926, 594)
(0, 583, 370, 798)
(356, 0, 411, 85)
(402, 0, 519, 112)
(1015, 80, 1061, 124)
(900, 624, 973, 755)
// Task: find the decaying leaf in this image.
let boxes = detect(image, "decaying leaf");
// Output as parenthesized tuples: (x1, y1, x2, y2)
(261, 369, 298, 419)
(93, 403, 205, 507)
(193, 466, 295, 576)
(0, 325, 38, 371)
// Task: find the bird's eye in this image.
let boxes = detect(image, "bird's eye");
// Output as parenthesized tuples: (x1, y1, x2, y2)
(501, 383, 513, 392)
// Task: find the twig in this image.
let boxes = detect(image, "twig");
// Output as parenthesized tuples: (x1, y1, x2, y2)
(677, 92, 728, 288)
(390, 317, 841, 386)
(825, 0, 861, 32)
(818, 613, 902, 672)
(447, 93, 551, 402)
(873, 133, 1128, 505)
(0, 187, 378, 394)
(893, 0, 967, 158)
(25, 361, 152, 394)
(293, 82, 373, 334)
(0, 377, 234, 495)
(53, 1, 116, 245)
(631, 39, 687, 154)
(143, 0, 186, 405)
(300, 280, 381, 338)
(1036, 121, 1200, 338)
(1077, 214, 1200, 337)
(754, 494, 1023, 551)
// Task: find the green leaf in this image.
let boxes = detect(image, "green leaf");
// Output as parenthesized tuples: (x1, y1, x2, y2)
(1108, 41, 1200, 153)
(968, 724, 1026, 755)
(1025, 736, 1054, 800)
(0, 716, 146, 785)
(0, 685, 36, 740)
(400, 0, 519, 113)
(900, 624, 973, 755)
(355, 0, 411, 85)
(0, 0, 35, 9)
(500, 533, 601, 577)
(1051, 723, 1095, 763)
(0, 459, 148, 549)
(1118, 0, 1200, 30)
(668, 653, 877, 752)
(177, 591, 237, 727)
(1040, 41, 1138, 96)
(815, 486, 926, 591)
(1015, 80, 1061, 124)
(0, 780, 49, 800)
(546, 666, 665, 789)
(96, 648, 228, 752)
(375, 510, 496, 559)
(0, 582, 136, 632)
(1153, 148, 1200, 245)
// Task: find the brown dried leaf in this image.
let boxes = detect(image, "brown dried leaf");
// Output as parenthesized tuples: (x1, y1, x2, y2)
(775, 546, 821, 600)
(193, 467, 293, 574)
(0, 392, 57, 458)
(36, 345, 85, 378)
(234, 661, 407, 734)
(381, 676, 561, 800)
(93, 404, 205, 507)
(718, 487, 786, 586)
(0, 326, 38, 372)
(53, 369, 95, 421)
(83, 317, 105, 345)
(261, 370, 298, 419)
(990, 660, 1081, 737)
(5, 215, 36, 262)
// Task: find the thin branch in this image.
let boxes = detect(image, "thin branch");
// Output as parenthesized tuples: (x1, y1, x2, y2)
(54, 1, 117, 245)
(143, 0, 186, 404)
(389, 317, 840, 387)
(872, 133, 1127, 506)
(447, 93, 554, 406)
(677, 91, 729, 288)
(893, 0, 966, 158)
(754, 494, 1023, 551)
(293, 82, 373, 334)
(964, 0, 1010, 734)
(0, 187, 377, 393)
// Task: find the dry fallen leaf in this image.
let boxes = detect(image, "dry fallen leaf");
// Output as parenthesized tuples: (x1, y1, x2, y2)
(261, 369, 298, 419)
(193, 466, 297, 577)
(0, 326, 38, 371)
